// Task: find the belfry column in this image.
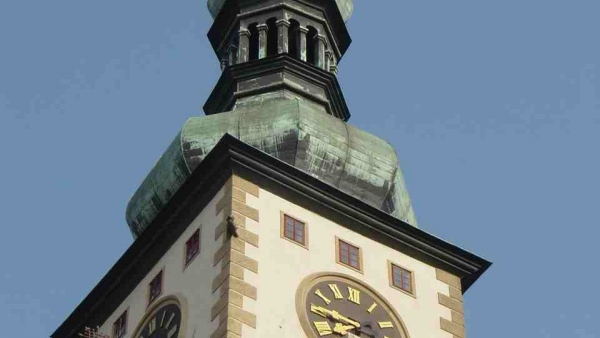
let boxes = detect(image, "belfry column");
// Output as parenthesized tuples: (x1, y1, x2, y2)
(276, 19, 290, 54)
(257, 24, 268, 59)
(299, 26, 308, 61)
(315, 35, 327, 70)
(228, 44, 238, 66)
(239, 28, 251, 63)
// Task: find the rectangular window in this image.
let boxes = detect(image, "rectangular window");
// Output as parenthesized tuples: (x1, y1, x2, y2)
(336, 238, 362, 272)
(113, 310, 127, 338)
(284, 215, 305, 244)
(281, 213, 308, 248)
(148, 270, 163, 305)
(389, 261, 415, 297)
(185, 228, 200, 266)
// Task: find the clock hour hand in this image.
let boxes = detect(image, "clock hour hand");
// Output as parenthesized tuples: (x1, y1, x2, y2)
(332, 322, 357, 335)
(310, 304, 361, 329)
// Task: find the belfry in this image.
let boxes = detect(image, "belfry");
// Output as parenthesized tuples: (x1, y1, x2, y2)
(53, 1, 490, 338)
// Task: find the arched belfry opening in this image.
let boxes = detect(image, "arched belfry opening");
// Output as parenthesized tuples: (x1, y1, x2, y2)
(248, 23, 259, 61)
(306, 26, 318, 66)
(266, 18, 278, 57)
(288, 19, 300, 59)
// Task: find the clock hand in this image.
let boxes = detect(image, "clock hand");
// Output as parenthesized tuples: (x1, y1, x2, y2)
(310, 304, 361, 328)
(332, 323, 357, 335)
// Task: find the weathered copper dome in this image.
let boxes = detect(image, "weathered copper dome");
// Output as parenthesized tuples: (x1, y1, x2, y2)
(126, 98, 417, 237)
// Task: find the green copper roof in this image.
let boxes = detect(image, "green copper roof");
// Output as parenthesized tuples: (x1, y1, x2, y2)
(126, 98, 417, 237)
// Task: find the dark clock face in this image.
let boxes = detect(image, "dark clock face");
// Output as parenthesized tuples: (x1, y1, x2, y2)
(135, 302, 182, 338)
(297, 274, 407, 338)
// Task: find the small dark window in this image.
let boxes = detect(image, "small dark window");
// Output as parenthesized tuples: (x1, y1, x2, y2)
(185, 229, 200, 266)
(338, 239, 360, 270)
(391, 264, 413, 294)
(148, 271, 163, 305)
(113, 310, 127, 338)
(283, 214, 305, 246)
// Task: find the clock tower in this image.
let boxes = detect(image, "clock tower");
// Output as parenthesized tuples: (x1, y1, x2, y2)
(53, 1, 490, 338)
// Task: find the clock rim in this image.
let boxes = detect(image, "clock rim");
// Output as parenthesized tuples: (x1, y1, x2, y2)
(295, 272, 411, 338)
(129, 294, 189, 338)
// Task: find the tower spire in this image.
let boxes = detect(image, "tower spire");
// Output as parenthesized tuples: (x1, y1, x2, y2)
(203, 0, 354, 121)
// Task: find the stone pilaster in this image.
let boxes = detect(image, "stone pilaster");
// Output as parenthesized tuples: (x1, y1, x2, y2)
(228, 45, 238, 66)
(299, 26, 308, 62)
(238, 29, 251, 64)
(276, 19, 290, 54)
(257, 24, 268, 59)
(315, 35, 327, 70)
(211, 175, 261, 338)
(436, 268, 466, 338)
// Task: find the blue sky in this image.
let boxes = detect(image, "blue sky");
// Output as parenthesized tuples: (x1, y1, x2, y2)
(1, 1, 599, 337)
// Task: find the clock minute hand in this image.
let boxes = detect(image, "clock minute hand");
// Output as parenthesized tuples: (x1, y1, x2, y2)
(326, 309, 361, 328)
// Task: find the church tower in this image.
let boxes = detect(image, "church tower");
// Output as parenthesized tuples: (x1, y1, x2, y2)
(53, 1, 490, 338)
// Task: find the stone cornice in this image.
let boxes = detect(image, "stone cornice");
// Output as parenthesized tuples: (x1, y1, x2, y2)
(203, 54, 351, 121)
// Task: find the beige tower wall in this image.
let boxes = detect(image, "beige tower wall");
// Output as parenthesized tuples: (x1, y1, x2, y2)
(92, 174, 466, 338)
(95, 181, 231, 338)
(237, 183, 466, 338)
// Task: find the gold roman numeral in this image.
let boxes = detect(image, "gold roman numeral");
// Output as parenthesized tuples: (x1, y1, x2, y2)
(328, 284, 343, 299)
(367, 302, 378, 313)
(160, 310, 166, 327)
(347, 287, 360, 304)
(314, 321, 333, 336)
(378, 321, 394, 329)
(149, 317, 157, 334)
(315, 289, 332, 304)
(165, 312, 175, 328)
(167, 324, 178, 338)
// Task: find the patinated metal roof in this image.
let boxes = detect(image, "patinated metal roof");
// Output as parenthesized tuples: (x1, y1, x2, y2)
(207, 0, 354, 22)
(126, 98, 418, 237)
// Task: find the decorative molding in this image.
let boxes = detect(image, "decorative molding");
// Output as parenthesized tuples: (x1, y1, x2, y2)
(436, 268, 465, 338)
(210, 175, 260, 338)
(203, 54, 351, 121)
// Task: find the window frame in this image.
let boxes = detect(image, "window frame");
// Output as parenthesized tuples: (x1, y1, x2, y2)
(147, 269, 164, 306)
(280, 212, 309, 249)
(112, 309, 128, 338)
(184, 227, 201, 269)
(335, 237, 363, 274)
(387, 260, 416, 298)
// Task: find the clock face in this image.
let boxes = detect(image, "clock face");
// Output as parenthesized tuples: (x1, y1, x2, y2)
(296, 273, 408, 338)
(134, 300, 182, 338)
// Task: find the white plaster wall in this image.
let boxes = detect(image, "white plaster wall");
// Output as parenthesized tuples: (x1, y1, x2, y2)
(97, 184, 229, 338)
(245, 188, 454, 338)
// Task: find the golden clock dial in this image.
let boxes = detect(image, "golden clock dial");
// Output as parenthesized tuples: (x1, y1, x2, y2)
(296, 273, 409, 338)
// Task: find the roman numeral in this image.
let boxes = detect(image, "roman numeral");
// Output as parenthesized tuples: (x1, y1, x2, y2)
(167, 324, 178, 338)
(165, 312, 175, 329)
(314, 321, 333, 336)
(160, 310, 166, 327)
(347, 287, 360, 304)
(149, 317, 156, 334)
(367, 302, 378, 313)
(378, 321, 394, 329)
(315, 289, 331, 304)
(328, 284, 343, 299)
